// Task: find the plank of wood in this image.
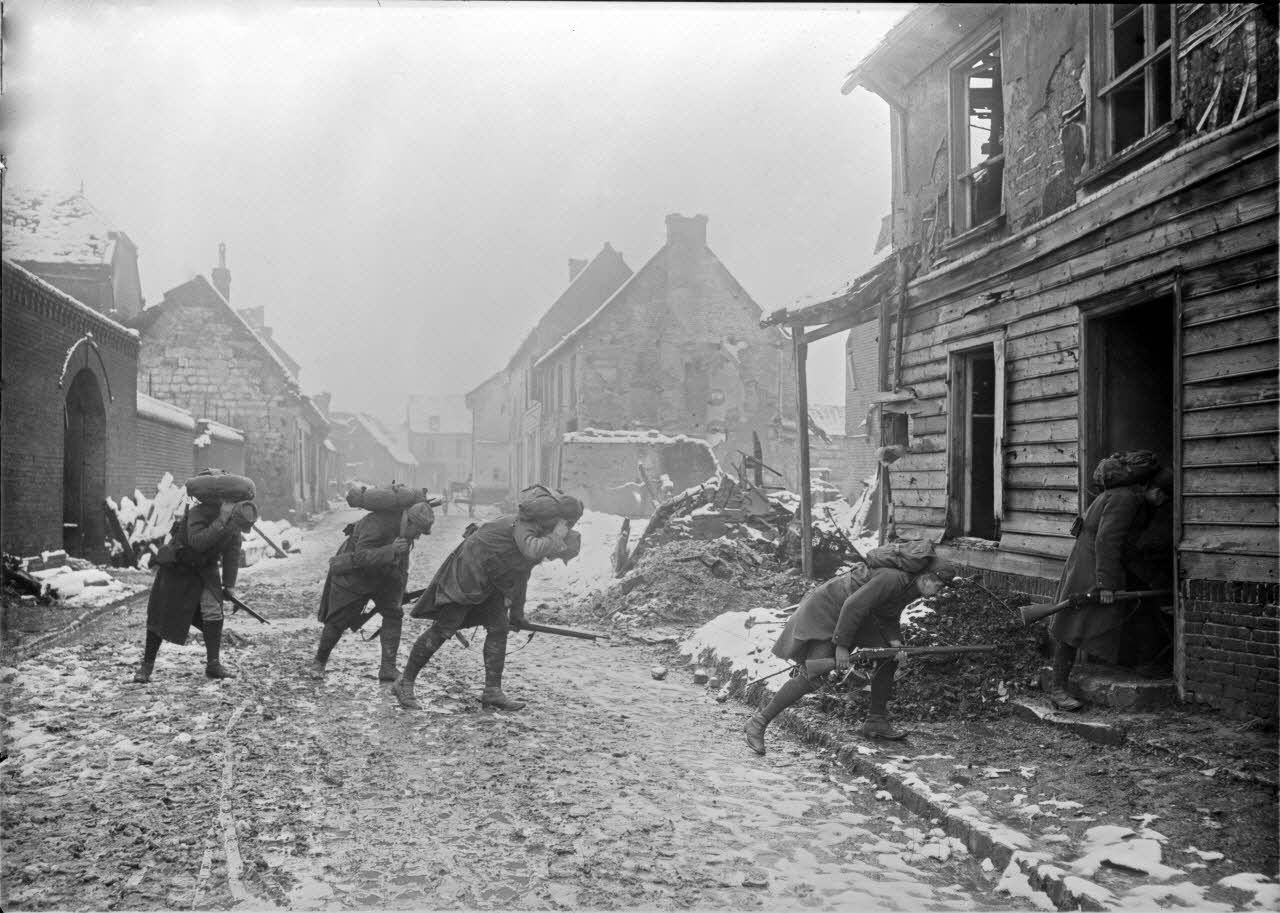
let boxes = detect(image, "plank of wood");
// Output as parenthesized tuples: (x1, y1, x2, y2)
(893, 505, 947, 527)
(906, 434, 948, 454)
(1008, 370, 1078, 404)
(1005, 442, 1079, 465)
(1006, 465, 1079, 489)
(893, 487, 946, 509)
(996, 530, 1076, 560)
(1182, 494, 1279, 525)
(1005, 418, 1080, 445)
(1182, 401, 1280, 437)
(1180, 259, 1278, 300)
(1000, 510, 1078, 537)
(889, 451, 948, 472)
(1008, 350, 1081, 381)
(1181, 464, 1279, 494)
(935, 542, 1066, 580)
(1181, 523, 1280, 555)
(1004, 324, 1079, 361)
(1179, 550, 1278, 583)
(1182, 374, 1279, 410)
(893, 468, 947, 490)
(1184, 314, 1279, 356)
(1005, 488, 1081, 514)
(1183, 434, 1279, 464)
(910, 413, 949, 436)
(907, 301, 1079, 351)
(1008, 396, 1078, 424)
(1183, 340, 1278, 384)
(1182, 279, 1280, 326)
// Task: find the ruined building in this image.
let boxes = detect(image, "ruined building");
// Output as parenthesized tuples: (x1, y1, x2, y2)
(404, 394, 471, 494)
(767, 3, 1278, 722)
(529, 213, 799, 502)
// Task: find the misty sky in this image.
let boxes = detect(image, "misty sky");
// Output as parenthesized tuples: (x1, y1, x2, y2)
(2, 1, 905, 415)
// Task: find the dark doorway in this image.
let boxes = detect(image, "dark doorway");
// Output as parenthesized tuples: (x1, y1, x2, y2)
(1083, 297, 1176, 494)
(63, 368, 108, 560)
(947, 345, 999, 540)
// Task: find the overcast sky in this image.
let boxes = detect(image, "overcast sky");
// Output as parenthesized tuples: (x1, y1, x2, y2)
(2, 0, 905, 415)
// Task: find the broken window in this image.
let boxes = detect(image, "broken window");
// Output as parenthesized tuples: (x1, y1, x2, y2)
(946, 335, 1006, 541)
(950, 35, 1005, 234)
(1096, 4, 1174, 157)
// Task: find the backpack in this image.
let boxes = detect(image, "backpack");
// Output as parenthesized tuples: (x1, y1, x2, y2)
(1091, 450, 1160, 490)
(346, 483, 430, 512)
(863, 539, 936, 574)
(517, 484, 565, 526)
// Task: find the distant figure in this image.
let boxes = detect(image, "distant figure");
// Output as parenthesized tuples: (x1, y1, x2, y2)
(1047, 467, 1174, 711)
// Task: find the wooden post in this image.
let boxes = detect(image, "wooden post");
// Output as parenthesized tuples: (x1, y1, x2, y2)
(793, 332, 814, 578)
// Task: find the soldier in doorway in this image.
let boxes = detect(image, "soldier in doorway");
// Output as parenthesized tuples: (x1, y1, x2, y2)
(309, 501, 435, 681)
(392, 491, 582, 712)
(744, 565, 948, 752)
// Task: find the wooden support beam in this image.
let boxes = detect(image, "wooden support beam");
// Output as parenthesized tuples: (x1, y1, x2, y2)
(793, 333, 814, 578)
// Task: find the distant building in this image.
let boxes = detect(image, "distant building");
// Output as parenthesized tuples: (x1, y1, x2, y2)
(330, 412, 418, 488)
(130, 248, 331, 519)
(404, 394, 470, 494)
(465, 371, 510, 503)
(2, 187, 144, 321)
(531, 213, 799, 502)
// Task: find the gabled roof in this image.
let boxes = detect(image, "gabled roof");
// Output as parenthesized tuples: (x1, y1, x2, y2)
(2, 258, 140, 345)
(809, 404, 846, 439)
(2, 187, 130, 266)
(407, 394, 470, 435)
(352, 413, 417, 466)
(133, 275, 303, 394)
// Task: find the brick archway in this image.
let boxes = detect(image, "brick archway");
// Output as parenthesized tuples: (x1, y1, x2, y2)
(63, 368, 107, 560)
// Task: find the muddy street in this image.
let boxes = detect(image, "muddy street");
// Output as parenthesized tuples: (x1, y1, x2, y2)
(2, 510, 1030, 911)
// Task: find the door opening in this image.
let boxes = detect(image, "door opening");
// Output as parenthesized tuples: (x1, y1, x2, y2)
(63, 368, 108, 560)
(948, 344, 1000, 540)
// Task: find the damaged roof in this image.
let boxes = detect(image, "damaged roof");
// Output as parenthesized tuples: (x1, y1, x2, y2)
(760, 253, 898, 330)
(2, 186, 130, 266)
(352, 413, 418, 467)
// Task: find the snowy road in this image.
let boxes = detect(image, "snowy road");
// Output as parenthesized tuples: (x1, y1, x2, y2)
(1, 509, 1030, 911)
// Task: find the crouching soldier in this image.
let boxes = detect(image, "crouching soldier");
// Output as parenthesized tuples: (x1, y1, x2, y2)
(134, 497, 257, 683)
(310, 501, 435, 681)
(392, 494, 582, 712)
(744, 566, 947, 753)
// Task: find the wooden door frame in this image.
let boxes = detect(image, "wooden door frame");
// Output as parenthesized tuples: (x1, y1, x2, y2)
(944, 330, 1007, 540)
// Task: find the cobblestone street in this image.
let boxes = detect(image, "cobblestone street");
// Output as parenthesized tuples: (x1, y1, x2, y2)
(1, 510, 1030, 911)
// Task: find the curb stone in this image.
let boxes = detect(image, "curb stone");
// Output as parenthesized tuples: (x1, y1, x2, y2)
(731, 681, 1112, 911)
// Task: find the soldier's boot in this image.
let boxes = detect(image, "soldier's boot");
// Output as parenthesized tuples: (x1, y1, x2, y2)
(480, 631, 525, 711)
(204, 620, 237, 679)
(860, 714, 907, 740)
(392, 631, 443, 711)
(308, 623, 343, 678)
(133, 662, 154, 684)
(744, 673, 817, 755)
(378, 615, 402, 683)
(1048, 642, 1084, 711)
(134, 631, 161, 683)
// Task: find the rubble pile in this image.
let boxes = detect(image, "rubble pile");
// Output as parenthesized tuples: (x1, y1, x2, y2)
(821, 583, 1043, 722)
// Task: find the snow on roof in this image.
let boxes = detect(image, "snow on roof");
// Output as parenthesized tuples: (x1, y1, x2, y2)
(200, 418, 245, 443)
(354, 413, 418, 466)
(137, 393, 196, 430)
(809, 404, 846, 438)
(2, 187, 121, 265)
(406, 393, 471, 435)
(562, 428, 714, 448)
(2, 259, 139, 340)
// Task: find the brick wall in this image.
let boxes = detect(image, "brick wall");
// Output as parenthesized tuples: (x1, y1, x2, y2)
(2, 261, 138, 560)
(1183, 580, 1279, 725)
(135, 276, 305, 520)
(135, 415, 196, 497)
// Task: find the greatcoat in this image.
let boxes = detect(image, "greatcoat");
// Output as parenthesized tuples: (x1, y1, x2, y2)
(317, 510, 409, 631)
(772, 568, 918, 662)
(146, 502, 242, 645)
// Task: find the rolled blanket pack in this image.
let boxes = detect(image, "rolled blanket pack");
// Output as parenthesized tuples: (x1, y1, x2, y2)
(346, 484, 431, 512)
(185, 472, 256, 503)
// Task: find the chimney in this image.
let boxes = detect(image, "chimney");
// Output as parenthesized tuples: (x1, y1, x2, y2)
(314, 392, 332, 417)
(568, 258, 588, 282)
(665, 213, 708, 249)
(212, 242, 231, 301)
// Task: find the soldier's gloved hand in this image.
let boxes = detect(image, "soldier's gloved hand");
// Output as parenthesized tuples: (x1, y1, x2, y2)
(834, 645, 851, 672)
(222, 586, 236, 602)
(391, 537, 410, 558)
(890, 639, 908, 666)
(218, 500, 236, 522)
(1098, 589, 1115, 605)
(509, 612, 525, 631)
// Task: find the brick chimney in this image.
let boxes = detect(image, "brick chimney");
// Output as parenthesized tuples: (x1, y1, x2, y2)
(313, 392, 332, 417)
(212, 242, 231, 301)
(568, 258, 588, 282)
(665, 213, 708, 249)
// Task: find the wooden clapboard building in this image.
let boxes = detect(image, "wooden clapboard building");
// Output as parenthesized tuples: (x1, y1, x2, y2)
(766, 4, 1278, 721)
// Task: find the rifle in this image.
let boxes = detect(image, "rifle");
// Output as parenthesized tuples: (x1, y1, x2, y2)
(252, 522, 288, 559)
(804, 643, 996, 676)
(1019, 589, 1171, 625)
(517, 620, 602, 641)
(224, 590, 271, 624)
(357, 586, 429, 639)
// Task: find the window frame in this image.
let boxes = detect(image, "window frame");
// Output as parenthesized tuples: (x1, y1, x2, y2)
(944, 331, 1006, 542)
(947, 26, 1006, 237)
(1085, 4, 1180, 179)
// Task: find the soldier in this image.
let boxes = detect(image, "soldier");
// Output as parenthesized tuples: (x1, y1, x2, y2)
(744, 566, 947, 753)
(309, 501, 435, 681)
(392, 494, 582, 712)
(133, 497, 257, 683)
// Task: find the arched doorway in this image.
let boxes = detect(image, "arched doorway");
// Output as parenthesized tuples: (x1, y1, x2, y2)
(63, 368, 107, 559)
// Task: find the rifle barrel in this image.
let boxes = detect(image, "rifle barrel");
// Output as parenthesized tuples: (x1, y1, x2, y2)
(521, 621, 600, 641)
